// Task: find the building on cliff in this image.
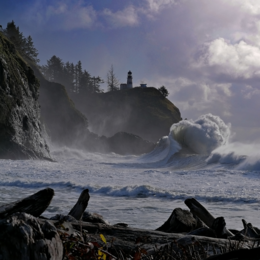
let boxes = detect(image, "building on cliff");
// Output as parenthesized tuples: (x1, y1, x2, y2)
(120, 71, 133, 90)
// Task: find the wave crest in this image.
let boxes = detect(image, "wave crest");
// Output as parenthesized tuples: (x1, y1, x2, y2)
(170, 114, 230, 154)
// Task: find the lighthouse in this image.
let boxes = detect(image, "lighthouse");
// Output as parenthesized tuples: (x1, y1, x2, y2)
(120, 71, 133, 90)
(127, 71, 133, 88)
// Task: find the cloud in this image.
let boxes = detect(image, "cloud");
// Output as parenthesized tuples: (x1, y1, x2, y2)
(23, 0, 97, 30)
(198, 38, 260, 79)
(242, 85, 260, 99)
(16, 0, 260, 141)
(102, 6, 139, 28)
(145, 0, 176, 13)
(145, 76, 232, 119)
(46, 1, 97, 30)
(230, 0, 260, 15)
(23, 0, 177, 31)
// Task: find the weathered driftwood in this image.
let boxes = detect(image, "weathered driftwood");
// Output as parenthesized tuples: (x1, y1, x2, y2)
(52, 220, 251, 256)
(205, 246, 260, 260)
(1, 188, 260, 259)
(185, 198, 215, 227)
(211, 217, 229, 238)
(185, 198, 234, 238)
(0, 212, 63, 260)
(0, 188, 54, 219)
(68, 188, 90, 220)
(240, 219, 260, 238)
(82, 211, 110, 225)
(188, 227, 216, 238)
(156, 207, 199, 233)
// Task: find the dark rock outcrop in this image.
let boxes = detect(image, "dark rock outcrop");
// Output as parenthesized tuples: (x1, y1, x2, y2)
(31, 65, 155, 155)
(0, 33, 51, 159)
(30, 63, 89, 147)
(106, 131, 155, 155)
(71, 87, 182, 142)
(0, 212, 63, 260)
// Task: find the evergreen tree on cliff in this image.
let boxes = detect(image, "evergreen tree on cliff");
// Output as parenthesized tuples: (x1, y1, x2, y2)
(107, 65, 119, 91)
(4, 21, 25, 52)
(90, 76, 104, 93)
(42, 55, 64, 82)
(158, 86, 169, 98)
(80, 70, 92, 94)
(4, 21, 39, 63)
(24, 35, 39, 63)
(75, 60, 83, 93)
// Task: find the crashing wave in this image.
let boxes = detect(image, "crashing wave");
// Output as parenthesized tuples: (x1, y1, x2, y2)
(170, 114, 230, 154)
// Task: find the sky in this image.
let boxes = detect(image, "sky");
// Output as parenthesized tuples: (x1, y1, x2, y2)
(1, 0, 260, 142)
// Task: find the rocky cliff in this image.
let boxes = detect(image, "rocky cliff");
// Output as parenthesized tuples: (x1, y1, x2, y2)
(35, 73, 88, 147)
(0, 33, 51, 159)
(30, 65, 154, 155)
(71, 87, 182, 142)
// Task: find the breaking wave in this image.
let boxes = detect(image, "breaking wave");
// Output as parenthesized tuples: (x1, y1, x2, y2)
(206, 142, 260, 171)
(138, 114, 260, 171)
(170, 114, 230, 154)
(0, 179, 259, 204)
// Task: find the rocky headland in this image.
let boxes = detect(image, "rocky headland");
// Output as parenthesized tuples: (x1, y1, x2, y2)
(0, 33, 51, 160)
(71, 87, 182, 143)
(0, 27, 181, 158)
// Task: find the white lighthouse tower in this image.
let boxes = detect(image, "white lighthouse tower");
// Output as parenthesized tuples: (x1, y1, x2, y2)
(120, 71, 133, 90)
(127, 71, 133, 88)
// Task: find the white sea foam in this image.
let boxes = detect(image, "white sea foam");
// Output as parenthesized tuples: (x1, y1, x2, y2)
(207, 142, 260, 171)
(0, 114, 259, 229)
(170, 114, 231, 154)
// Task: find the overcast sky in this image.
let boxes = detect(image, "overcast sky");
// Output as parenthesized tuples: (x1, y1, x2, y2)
(1, 0, 260, 142)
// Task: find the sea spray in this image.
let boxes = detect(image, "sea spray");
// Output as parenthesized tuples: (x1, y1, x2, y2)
(170, 114, 231, 154)
(207, 142, 260, 171)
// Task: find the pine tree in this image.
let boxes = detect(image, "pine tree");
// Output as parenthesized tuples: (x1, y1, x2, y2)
(24, 35, 39, 63)
(80, 70, 92, 94)
(5, 20, 26, 54)
(75, 61, 83, 93)
(63, 62, 74, 93)
(107, 65, 119, 91)
(158, 86, 169, 98)
(4, 21, 39, 63)
(44, 55, 64, 82)
(90, 76, 104, 93)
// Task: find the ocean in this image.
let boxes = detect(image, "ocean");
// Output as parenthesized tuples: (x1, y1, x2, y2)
(0, 114, 259, 231)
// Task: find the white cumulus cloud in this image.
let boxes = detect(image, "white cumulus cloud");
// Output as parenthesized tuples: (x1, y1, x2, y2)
(200, 38, 260, 79)
(102, 6, 139, 28)
(47, 1, 97, 30)
(145, 0, 176, 13)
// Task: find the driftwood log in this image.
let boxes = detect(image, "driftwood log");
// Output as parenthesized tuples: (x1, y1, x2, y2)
(1, 189, 260, 259)
(205, 247, 260, 260)
(185, 198, 234, 238)
(68, 188, 90, 220)
(156, 207, 200, 233)
(0, 188, 54, 218)
(58, 220, 253, 257)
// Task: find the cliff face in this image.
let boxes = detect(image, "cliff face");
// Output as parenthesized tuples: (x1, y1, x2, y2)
(0, 33, 51, 159)
(31, 65, 89, 147)
(71, 87, 182, 142)
(32, 65, 154, 154)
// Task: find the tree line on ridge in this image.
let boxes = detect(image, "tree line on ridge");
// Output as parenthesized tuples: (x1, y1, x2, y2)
(2, 20, 169, 97)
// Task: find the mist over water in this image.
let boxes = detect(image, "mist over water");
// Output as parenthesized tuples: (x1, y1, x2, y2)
(0, 114, 259, 230)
